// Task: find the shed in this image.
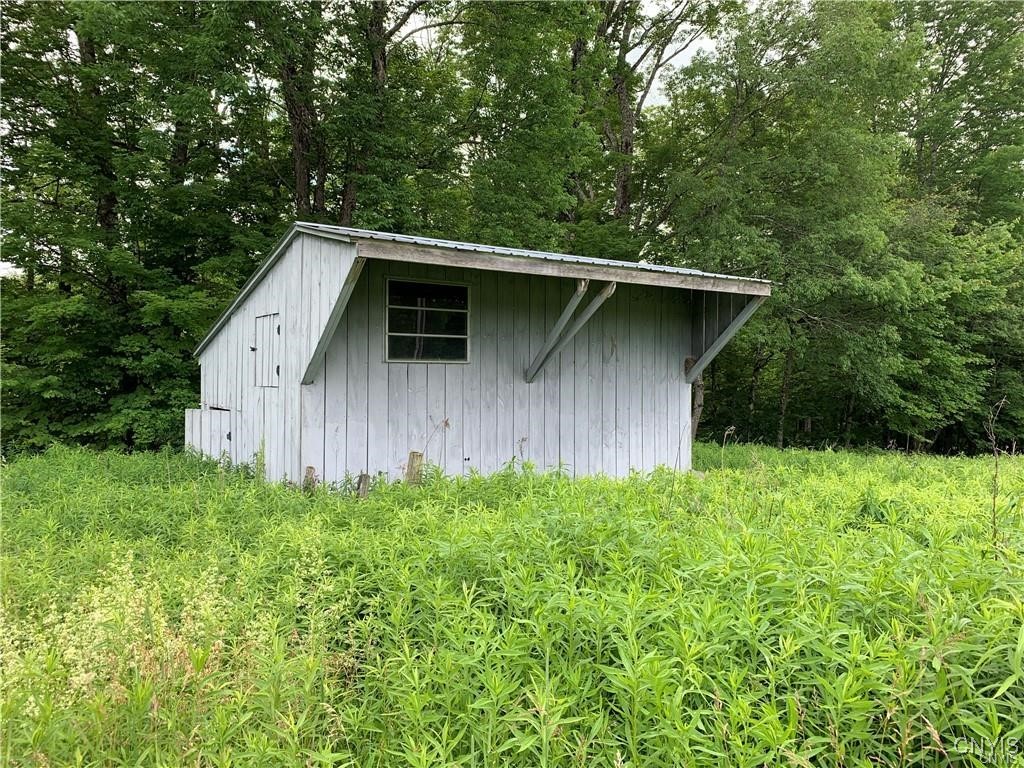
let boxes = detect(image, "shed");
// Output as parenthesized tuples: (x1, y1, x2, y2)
(186, 223, 770, 481)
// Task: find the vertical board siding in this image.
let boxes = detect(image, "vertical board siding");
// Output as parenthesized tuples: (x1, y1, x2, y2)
(307, 260, 694, 480)
(198, 246, 720, 481)
(195, 234, 356, 480)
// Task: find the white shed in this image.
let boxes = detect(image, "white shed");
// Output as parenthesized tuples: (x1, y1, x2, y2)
(186, 223, 770, 482)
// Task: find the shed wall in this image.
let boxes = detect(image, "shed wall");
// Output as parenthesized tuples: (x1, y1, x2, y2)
(191, 234, 357, 479)
(302, 260, 694, 480)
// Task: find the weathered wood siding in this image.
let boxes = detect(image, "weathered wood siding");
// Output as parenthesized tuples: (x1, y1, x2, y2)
(190, 238, 759, 482)
(189, 234, 357, 479)
(302, 260, 695, 480)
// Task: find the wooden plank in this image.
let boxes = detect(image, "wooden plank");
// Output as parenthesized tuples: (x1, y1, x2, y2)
(407, 361, 428, 467)
(600, 290, 615, 476)
(654, 288, 669, 468)
(670, 294, 687, 470)
(300, 369, 325, 480)
(638, 286, 655, 468)
(299, 236, 324, 474)
(232, 310, 245, 435)
(496, 273, 516, 469)
(628, 286, 643, 471)
(586, 290, 602, 476)
(573, 294, 590, 477)
(528, 276, 546, 467)
(387, 362, 409, 479)
(529, 282, 616, 379)
(300, 255, 364, 384)
(365, 263, 389, 475)
(357, 239, 771, 296)
(426, 364, 446, 468)
(512, 274, 531, 464)
(614, 287, 629, 476)
(323, 313, 347, 483)
(184, 410, 197, 451)
(345, 263, 370, 475)
(679, 383, 692, 471)
(558, 279, 576, 473)
(284, 239, 302, 480)
(543, 277, 560, 470)
(479, 271, 499, 474)
(460, 268, 481, 476)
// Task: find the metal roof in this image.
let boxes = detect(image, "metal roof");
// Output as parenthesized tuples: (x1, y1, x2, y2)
(195, 222, 770, 356)
(296, 222, 771, 287)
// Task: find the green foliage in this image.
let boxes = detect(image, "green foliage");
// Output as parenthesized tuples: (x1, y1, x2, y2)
(2, 0, 1021, 453)
(3, 446, 1023, 765)
(638, 0, 1024, 450)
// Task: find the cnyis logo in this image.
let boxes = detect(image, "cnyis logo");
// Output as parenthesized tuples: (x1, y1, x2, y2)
(952, 735, 1021, 766)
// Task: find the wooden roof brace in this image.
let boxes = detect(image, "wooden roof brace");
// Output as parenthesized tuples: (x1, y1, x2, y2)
(525, 279, 589, 383)
(525, 281, 616, 383)
(684, 295, 767, 384)
(301, 257, 366, 384)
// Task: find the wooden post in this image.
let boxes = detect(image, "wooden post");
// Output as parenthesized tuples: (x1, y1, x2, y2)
(356, 473, 371, 498)
(686, 357, 704, 441)
(405, 451, 424, 485)
(303, 465, 317, 493)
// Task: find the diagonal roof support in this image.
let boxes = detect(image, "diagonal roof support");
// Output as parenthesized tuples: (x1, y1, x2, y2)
(301, 257, 365, 384)
(525, 281, 616, 383)
(684, 295, 766, 384)
(525, 279, 589, 383)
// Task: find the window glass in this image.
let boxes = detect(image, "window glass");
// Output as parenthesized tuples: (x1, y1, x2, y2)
(386, 280, 469, 362)
(387, 335, 467, 361)
(388, 307, 468, 336)
(388, 280, 468, 310)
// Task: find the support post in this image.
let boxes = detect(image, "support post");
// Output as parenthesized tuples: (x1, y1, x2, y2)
(405, 451, 424, 485)
(301, 257, 365, 384)
(356, 473, 371, 498)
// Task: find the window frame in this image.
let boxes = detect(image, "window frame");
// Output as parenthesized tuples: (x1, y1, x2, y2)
(384, 277, 471, 364)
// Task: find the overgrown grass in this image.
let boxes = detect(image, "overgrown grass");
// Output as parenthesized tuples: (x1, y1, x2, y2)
(2, 444, 1023, 766)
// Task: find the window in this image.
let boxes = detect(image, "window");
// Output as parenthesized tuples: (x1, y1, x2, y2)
(254, 313, 280, 387)
(386, 279, 469, 362)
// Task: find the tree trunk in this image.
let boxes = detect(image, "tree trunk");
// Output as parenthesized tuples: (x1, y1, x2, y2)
(169, 119, 190, 184)
(341, 1, 389, 226)
(281, 56, 314, 217)
(747, 354, 770, 437)
(277, 4, 325, 219)
(686, 357, 704, 440)
(776, 345, 796, 449)
(842, 394, 855, 447)
(611, 69, 634, 220)
(78, 35, 118, 240)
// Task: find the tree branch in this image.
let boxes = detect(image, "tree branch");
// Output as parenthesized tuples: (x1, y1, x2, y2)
(392, 12, 466, 48)
(385, 0, 432, 42)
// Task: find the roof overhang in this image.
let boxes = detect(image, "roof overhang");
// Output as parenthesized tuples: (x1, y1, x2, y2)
(195, 222, 771, 357)
(298, 223, 771, 296)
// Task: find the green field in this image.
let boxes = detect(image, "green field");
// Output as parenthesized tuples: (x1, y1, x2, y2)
(2, 445, 1023, 767)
